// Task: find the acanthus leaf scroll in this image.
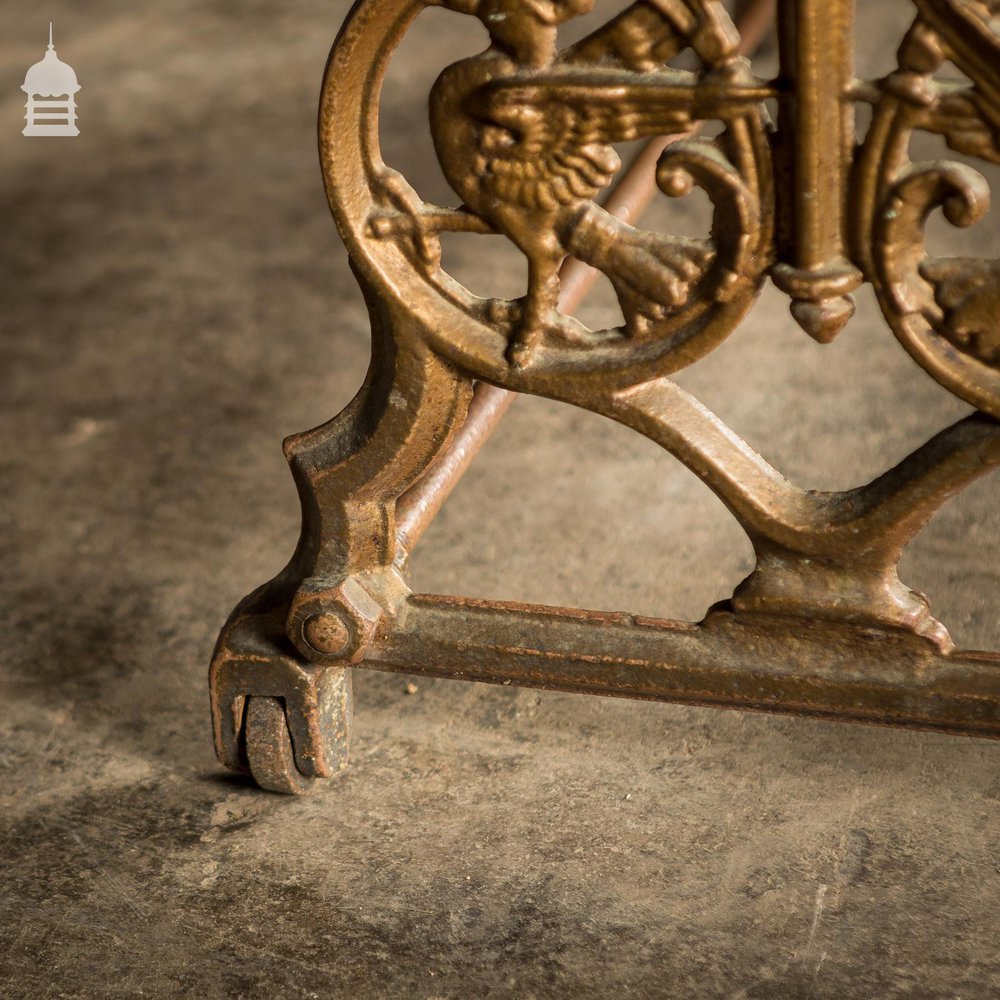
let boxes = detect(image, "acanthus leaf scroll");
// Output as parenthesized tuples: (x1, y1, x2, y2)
(857, 0, 1000, 417)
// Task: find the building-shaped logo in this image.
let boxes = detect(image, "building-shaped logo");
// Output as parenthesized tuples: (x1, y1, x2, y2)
(22, 24, 80, 137)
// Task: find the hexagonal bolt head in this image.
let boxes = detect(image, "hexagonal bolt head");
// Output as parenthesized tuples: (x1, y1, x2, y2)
(294, 576, 384, 664)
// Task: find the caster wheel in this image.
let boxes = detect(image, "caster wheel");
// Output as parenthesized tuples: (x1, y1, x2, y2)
(245, 696, 315, 794)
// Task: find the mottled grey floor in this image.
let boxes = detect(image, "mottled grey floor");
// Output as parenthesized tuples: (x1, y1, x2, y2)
(1, 2, 998, 997)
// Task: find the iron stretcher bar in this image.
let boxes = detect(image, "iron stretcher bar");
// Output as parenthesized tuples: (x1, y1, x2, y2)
(364, 594, 1000, 738)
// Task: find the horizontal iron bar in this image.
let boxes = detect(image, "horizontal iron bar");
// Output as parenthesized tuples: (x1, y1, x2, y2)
(363, 594, 1000, 738)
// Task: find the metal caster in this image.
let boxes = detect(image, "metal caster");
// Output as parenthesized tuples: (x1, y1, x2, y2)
(210, 608, 354, 794)
(244, 696, 316, 795)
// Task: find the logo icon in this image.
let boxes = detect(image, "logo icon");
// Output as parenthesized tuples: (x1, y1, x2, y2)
(22, 23, 80, 137)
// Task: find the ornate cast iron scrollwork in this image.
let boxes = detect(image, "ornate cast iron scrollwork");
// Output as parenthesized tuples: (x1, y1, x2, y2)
(209, 0, 1000, 794)
(352, 0, 775, 392)
(857, 0, 1000, 415)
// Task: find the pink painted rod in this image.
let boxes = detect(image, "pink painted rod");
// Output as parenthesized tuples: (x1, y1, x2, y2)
(395, 0, 776, 555)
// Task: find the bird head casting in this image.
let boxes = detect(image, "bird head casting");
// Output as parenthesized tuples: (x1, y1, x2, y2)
(438, 0, 595, 66)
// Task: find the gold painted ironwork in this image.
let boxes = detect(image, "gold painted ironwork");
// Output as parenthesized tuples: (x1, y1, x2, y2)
(210, 0, 1000, 793)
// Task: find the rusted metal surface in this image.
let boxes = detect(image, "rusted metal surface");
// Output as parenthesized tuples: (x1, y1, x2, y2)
(371, 596, 1000, 738)
(210, 0, 1000, 793)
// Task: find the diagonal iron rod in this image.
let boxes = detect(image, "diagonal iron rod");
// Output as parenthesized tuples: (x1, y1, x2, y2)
(395, 0, 777, 555)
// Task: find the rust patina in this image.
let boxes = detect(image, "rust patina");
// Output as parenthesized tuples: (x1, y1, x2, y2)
(209, 0, 1000, 793)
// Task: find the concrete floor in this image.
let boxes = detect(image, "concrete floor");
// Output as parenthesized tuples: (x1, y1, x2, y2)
(1, 1, 998, 997)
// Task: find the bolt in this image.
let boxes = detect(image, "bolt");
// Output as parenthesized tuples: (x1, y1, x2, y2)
(303, 612, 351, 656)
